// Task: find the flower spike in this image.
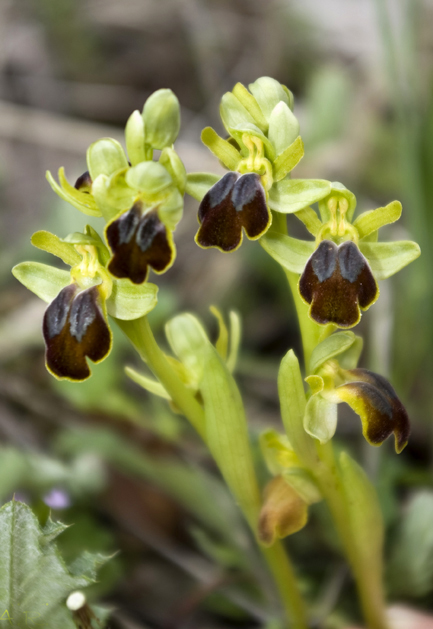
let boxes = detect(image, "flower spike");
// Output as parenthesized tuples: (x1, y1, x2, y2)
(299, 240, 378, 327)
(106, 202, 175, 284)
(43, 284, 112, 381)
(195, 172, 271, 252)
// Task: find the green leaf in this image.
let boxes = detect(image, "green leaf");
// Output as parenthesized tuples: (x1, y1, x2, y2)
(46, 169, 101, 217)
(185, 172, 221, 201)
(0, 500, 107, 629)
(282, 468, 322, 505)
(220, 92, 257, 135)
(159, 148, 187, 194)
(31, 231, 82, 266)
(272, 136, 304, 181)
(354, 201, 402, 239)
(294, 207, 323, 236)
(260, 231, 315, 274)
(248, 77, 293, 120)
(142, 88, 180, 150)
(87, 138, 129, 180)
(278, 350, 317, 466)
(318, 182, 357, 223)
(339, 451, 385, 600)
(125, 161, 172, 196)
(125, 109, 146, 165)
(304, 395, 337, 444)
(231, 82, 268, 132)
(269, 178, 331, 212)
(201, 127, 242, 171)
(107, 279, 158, 320)
(359, 240, 421, 279)
(309, 331, 357, 374)
(125, 366, 170, 399)
(12, 262, 70, 303)
(268, 102, 300, 156)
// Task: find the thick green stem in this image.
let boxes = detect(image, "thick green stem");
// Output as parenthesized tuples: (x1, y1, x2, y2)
(118, 316, 308, 629)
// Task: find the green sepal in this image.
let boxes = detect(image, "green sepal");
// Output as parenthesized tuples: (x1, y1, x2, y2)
(142, 88, 180, 150)
(158, 188, 184, 231)
(269, 177, 331, 212)
(359, 241, 421, 279)
(304, 393, 337, 444)
(260, 231, 315, 274)
(220, 92, 257, 135)
(231, 82, 268, 132)
(125, 161, 173, 197)
(12, 262, 70, 303)
(272, 136, 304, 182)
(268, 102, 300, 156)
(354, 201, 402, 240)
(31, 231, 81, 267)
(318, 182, 357, 223)
(86, 138, 129, 181)
(185, 172, 221, 201)
(339, 451, 384, 592)
(338, 335, 363, 370)
(362, 229, 379, 243)
(259, 429, 299, 475)
(107, 279, 158, 320)
(282, 468, 322, 505)
(46, 168, 101, 217)
(125, 109, 146, 165)
(294, 207, 323, 236)
(125, 366, 170, 399)
(159, 148, 187, 194)
(92, 174, 133, 223)
(309, 331, 358, 374)
(201, 127, 242, 171)
(278, 350, 317, 466)
(248, 77, 293, 120)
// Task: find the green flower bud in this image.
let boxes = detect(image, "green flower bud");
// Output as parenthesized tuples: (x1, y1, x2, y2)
(142, 89, 181, 150)
(125, 110, 146, 165)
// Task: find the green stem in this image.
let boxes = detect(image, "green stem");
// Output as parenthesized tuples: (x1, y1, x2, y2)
(118, 315, 308, 629)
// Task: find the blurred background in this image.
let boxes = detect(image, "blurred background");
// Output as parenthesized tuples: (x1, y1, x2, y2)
(1, 0, 433, 627)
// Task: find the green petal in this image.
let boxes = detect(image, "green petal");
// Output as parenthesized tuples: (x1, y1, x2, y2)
(159, 148, 187, 194)
(268, 102, 300, 156)
(260, 231, 315, 274)
(107, 279, 158, 320)
(269, 178, 331, 212)
(248, 77, 293, 120)
(125, 110, 146, 166)
(31, 231, 81, 267)
(318, 182, 357, 223)
(125, 366, 170, 399)
(304, 394, 338, 444)
(354, 201, 402, 239)
(219, 92, 257, 135)
(309, 331, 358, 374)
(46, 169, 101, 217)
(359, 240, 421, 280)
(201, 127, 242, 171)
(142, 88, 180, 150)
(185, 172, 221, 202)
(272, 136, 304, 181)
(12, 262, 70, 303)
(87, 138, 129, 180)
(125, 161, 172, 196)
(226, 310, 241, 373)
(231, 82, 268, 132)
(294, 207, 323, 236)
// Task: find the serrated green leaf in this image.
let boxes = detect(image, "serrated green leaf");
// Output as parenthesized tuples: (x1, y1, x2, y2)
(354, 201, 402, 239)
(107, 280, 158, 320)
(125, 109, 146, 165)
(87, 138, 129, 181)
(248, 77, 293, 120)
(0, 500, 106, 629)
(201, 127, 242, 171)
(159, 148, 187, 194)
(12, 262, 70, 303)
(260, 231, 315, 274)
(304, 395, 337, 444)
(272, 136, 304, 181)
(142, 88, 180, 150)
(231, 83, 268, 132)
(125, 366, 171, 399)
(268, 102, 300, 156)
(185, 172, 221, 201)
(310, 331, 357, 374)
(46, 169, 101, 217)
(269, 178, 331, 213)
(125, 161, 172, 196)
(31, 231, 81, 267)
(294, 207, 323, 236)
(41, 516, 70, 545)
(359, 241, 421, 279)
(69, 551, 112, 580)
(278, 350, 317, 466)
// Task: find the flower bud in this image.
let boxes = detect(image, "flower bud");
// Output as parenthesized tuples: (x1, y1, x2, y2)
(142, 89, 180, 149)
(258, 476, 308, 546)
